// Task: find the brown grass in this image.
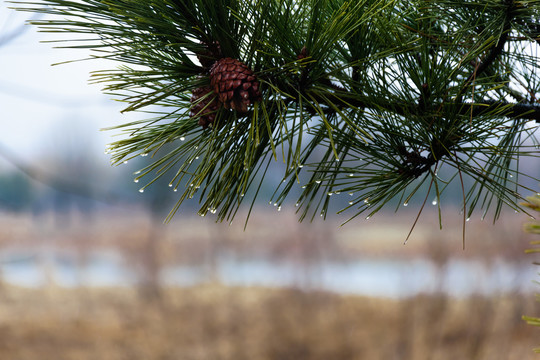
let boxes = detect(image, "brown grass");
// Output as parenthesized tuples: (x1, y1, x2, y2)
(0, 284, 537, 360)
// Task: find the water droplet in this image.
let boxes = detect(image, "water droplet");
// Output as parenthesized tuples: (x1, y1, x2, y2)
(240, 193, 245, 197)
(466, 217, 470, 222)
(348, 201, 354, 205)
(509, 174, 513, 178)
(123, 160, 128, 164)
(432, 199, 437, 206)
(328, 192, 333, 196)
(283, 179, 287, 183)
(134, 179, 139, 183)
(195, 156, 199, 160)
(364, 198, 369, 203)
(301, 185, 307, 189)
(210, 208, 217, 214)
(168, 183, 173, 187)
(140, 153, 148, 157)
(277, 206, 281, 212)
(348, 192, 354, 196)
(134, 170, 141, 175)
(299, 165, 304, 168)
(180, 137, 185, 141)
(365, 216, 371, 220)
(273, 203, 278, 207)
(199, 213, 206, 217)
(173, 188, 178, 192)
(139, 188, 144, 193)
(315, 180, 322, 184)
(348, 173, 354, 177)
(403, 202, 408, 207)
(335, 191, 341, 195)
(295, 203, 300, 207)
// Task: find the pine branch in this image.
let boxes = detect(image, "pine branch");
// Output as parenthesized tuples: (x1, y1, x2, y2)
(11, 0, 540, 231)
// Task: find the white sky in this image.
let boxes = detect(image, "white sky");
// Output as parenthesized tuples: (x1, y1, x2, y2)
(1, 3, 137, 167)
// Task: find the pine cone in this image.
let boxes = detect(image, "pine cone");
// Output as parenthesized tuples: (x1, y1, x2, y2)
(197, 40, 222, 69)
(190, 86, 220, 129)
(210, 57, 262, 113)
(297, 46, 308, 60)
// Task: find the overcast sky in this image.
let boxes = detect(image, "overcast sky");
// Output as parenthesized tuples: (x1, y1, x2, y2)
(1, 3, 139, 169)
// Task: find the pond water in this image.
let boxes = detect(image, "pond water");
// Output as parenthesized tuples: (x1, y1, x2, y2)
(0, 250, 536, 298)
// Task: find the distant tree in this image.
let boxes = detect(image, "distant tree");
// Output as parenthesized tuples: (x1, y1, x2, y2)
(0, 173, 34, 211)
(14, 0, 540, 236)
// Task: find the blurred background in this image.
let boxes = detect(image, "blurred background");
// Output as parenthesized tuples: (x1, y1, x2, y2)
(1, 3, 540, 359)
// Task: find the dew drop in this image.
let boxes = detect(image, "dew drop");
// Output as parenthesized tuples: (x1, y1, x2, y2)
(348, 173, 354, 177)
(277, 206, 282, 212)
(210, 208, 217, 214)
(328, 192, 333, 196)
(123, 160, 128, 164)
(139, 188, 144, 193)
(403, 202, 408, 207)
(432, 199, 437, 206)
(315, 180, 322, 184)
(134, 170, 141, 175)
(348, 201, 354, 205)
(299, 165, 304, 168)
(295, 203, 300, 207)
(180, 137, 186, 141)
(240, 193, 245, 197)
(174, 188, 178, 192)
(168, 183, 173, 187)
(134, 179, 139, 183)
(364, 198, 369, 204)
(466, 217, 470, 222)
(301, 185, 307, 189)
(348, 192, 354, 196)
(365, 216, 371, 220)
(273, 203, 278, 207)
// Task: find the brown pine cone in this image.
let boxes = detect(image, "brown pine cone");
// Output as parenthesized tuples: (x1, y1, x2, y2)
(297, 46, 308, 60)
(190, 86, 220, 129)
(209, 57, 262, 113)
(196, 40, 222, 69)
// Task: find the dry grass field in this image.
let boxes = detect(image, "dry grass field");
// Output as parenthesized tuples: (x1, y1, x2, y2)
(0, 284, 537, 360)
(0, 209, 538, 359)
